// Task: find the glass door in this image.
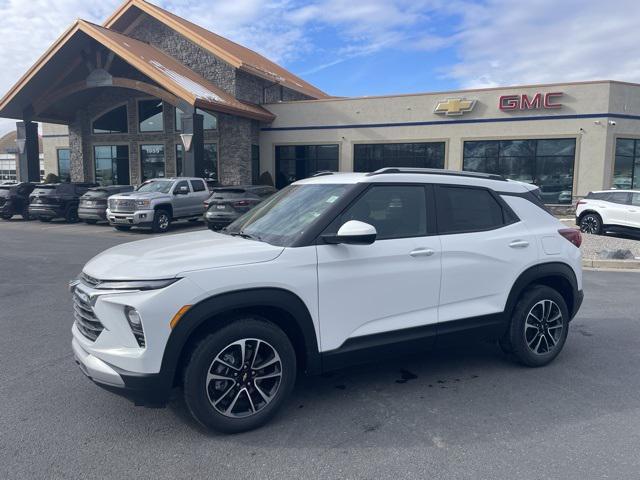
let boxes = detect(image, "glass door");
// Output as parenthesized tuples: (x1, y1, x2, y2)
(140, 144, 165, 181)
(94, 145, 130, 185)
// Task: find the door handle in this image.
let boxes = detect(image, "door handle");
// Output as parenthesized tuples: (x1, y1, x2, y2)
(509, 240, 530, 249)
(410, 248, 435, 257)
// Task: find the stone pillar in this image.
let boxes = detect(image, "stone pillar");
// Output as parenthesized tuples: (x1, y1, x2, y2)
(16, 121, 40, 182)
(68, 110, 91, 182)
(180, 111, 204, 178)
(218, 114, 252, 185)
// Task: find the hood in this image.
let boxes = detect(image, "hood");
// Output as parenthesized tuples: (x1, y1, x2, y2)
(110, 191, 169, 200)
(83, 230, 284, 280)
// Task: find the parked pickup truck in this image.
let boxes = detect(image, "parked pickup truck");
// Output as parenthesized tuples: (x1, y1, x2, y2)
(106, 177, 210, 233)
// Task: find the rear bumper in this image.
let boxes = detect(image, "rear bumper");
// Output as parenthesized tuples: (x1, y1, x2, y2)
(29, 205, 64, 218)
(79, 207, 107, 221)
(72, 337, 171, 406)
(204, 210, 238, 228)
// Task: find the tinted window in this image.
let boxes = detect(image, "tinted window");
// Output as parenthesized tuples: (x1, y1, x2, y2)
(354, 142, 445, 172)
(140, 144, 165, 181)
(437, 186, 506, 234)
(275, 145, 339, 188)
(338, 185, 427, 240)
(139, 100, 164, 132)
(93, 105, 128, 134)
(604, 192, 630, 204)
(174, 180, 190, 192)
(632, 193, 640, 207)
(191, 179, 206, 192)
(57, 148, 71, 182)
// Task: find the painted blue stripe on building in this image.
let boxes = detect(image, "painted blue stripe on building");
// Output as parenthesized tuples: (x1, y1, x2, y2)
(261, 112, 640, 132)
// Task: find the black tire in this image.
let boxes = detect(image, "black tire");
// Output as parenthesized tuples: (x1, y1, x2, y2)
(508, 285, 569, 367)
(114, 225, 131, 231)
(1, 214, 12, 220)
(65, 207, 79, 223)
(152, 209, 171, 233)
(183, 318, 297, 433)
(21, 209, 30, 221)
(579, 213, 602, 235)
(84, 219, 98, 225)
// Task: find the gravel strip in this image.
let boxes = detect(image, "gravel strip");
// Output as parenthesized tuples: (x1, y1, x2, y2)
(558, 219, 640, 260)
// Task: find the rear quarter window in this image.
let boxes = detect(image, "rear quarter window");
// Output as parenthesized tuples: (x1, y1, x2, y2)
(436, 186, 511, 234)
(191, 179, 206, 192)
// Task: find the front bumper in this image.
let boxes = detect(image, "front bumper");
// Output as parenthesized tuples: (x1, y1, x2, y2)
(72, 334, 171, 406)
(106, 208, 154, 227)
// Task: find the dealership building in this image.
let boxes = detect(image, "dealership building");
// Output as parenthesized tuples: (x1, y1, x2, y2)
(1, 0, 640, 208)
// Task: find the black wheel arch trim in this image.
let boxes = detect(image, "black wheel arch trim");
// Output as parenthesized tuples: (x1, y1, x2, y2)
(505, 262, 581, 322)
(159, 287, 321, 393)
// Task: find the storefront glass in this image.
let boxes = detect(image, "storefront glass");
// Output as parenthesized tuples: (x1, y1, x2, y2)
(140, 144, 165, 181)
(613, 138, 640, 189)
(138, 100, 164, 132)
(57, 148, 71, 182)
(354, 142, 445, 172)
(463, 138, 576, 204)
(275, 144, 339, 188)
(94, 145, 130, 185)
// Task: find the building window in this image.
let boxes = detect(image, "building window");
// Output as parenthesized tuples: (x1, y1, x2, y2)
(93, 105, 128, 134)
(140, 144, 165, 181)
(175, 107, 217, 131)
(251, 144, 260, 185)
(0, 159, 16, 181)
(613, 138, 640, 189)
(176, 144, 184, 177)
(94, 145, 130, 185)
(204, 143, 218, 182)
(275, 144, 339, 189)
(463, 139, 576, 204)
(138, 100, 164, 132)
(354, 142, 445, 172)
(57, 148, 71, 182)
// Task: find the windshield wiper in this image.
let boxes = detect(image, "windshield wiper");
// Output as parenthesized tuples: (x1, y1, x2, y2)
(229, 230, 262, 241)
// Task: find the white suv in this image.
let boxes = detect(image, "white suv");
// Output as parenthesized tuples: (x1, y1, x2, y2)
(576, 190, 640, 235)
(70, 168, 583, 433)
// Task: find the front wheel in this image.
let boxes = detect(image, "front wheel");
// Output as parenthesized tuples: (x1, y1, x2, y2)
(183, 318, 297, 433)
(152, 209, 171, 233)
(579, 213, 602, 235)
(507, 285, 569, 367)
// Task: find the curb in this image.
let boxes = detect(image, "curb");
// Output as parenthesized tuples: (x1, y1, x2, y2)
(582, 259, 640, 269)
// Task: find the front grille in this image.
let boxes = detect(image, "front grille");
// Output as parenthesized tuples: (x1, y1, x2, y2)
(109, 198, 136, 213)
(80, 272, 100, 288)
(73, 289, 104, 342)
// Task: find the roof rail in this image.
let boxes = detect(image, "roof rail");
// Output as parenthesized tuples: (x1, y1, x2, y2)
(366, 167, 506, 181)
(311, 171, 336, 177)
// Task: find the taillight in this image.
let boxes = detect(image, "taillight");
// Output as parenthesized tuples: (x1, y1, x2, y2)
(233, 200, 251, 207)
(577, 200, 586, 205)
(559, 228, 582, 247)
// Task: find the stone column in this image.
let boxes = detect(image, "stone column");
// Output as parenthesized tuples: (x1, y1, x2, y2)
(16, 121, 40, 182)
(179, 111, 204, 178)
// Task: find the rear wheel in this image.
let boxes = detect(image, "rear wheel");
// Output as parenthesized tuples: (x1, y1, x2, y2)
(508, 285, 569, 367)
(579, 213, 602, 235)
(114, 225, 131, 231)
(152, 209, 171, 233)
(183, 318, 296, 433)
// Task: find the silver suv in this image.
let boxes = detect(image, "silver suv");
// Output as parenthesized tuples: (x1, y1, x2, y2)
(106, 178, 210, 233)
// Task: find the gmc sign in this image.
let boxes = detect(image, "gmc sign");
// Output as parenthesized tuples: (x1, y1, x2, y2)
(499, 92, 563, 111)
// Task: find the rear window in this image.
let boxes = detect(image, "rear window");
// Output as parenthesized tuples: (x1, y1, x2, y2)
(191, 179, 206, 192)
(211, 189, 253, 199)
(32, 186, 57, 196)
(436, 186, 510, 234)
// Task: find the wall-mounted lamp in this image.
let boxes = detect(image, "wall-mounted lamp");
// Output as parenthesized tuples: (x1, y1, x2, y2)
(180, 133, 194, 152)
(608, 120, 616, 126)
(15, 138, 26, 155)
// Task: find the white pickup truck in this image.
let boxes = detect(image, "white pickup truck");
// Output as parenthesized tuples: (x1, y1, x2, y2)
(106, 177, 210, 233)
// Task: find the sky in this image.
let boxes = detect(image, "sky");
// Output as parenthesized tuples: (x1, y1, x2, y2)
(1, 0, 640, 135)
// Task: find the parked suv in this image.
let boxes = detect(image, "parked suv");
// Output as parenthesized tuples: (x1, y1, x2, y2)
(79, 185, 134, 224)
(106, 178, 210, 233)
(70, 169, 583, 433)
(576, 189, 640, 235)
(204, 185, 276, 230)
(29, 183, 97, 222)
(0, 182, 36, 220)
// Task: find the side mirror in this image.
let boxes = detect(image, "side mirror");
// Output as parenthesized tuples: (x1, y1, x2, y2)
(175, 186, 189, 195)
(323, 220, 377, 245)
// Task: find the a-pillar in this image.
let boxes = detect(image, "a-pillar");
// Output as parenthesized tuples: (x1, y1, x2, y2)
(16, 121, 40, 182)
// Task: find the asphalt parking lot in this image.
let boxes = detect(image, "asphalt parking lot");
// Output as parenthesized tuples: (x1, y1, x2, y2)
(1, 220, 640, 480)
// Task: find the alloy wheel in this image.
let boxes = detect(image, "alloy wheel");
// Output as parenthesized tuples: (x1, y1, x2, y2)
(158, 213, 170, 230)
(206, 338, 283, 418)
(580, 216, 599, 234)
(524, 299, 564, 355)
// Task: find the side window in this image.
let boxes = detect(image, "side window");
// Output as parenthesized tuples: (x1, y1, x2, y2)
(605, 192, 630, 204)
(632, 193, 640, 207)
(175, 180, 190, 193)
(338, 185, 427, 240)
(436, 186, 507, 234)
(190, 179, 206, 192)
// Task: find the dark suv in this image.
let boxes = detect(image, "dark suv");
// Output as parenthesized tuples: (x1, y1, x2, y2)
(0, 182, 36, 220)
(79, 185, 134, 224)
(29, 183, 97, 222)
(203, 185, 276, 230)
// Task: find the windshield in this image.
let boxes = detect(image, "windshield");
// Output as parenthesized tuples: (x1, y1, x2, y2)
(136, 180, 173, 193)
(224, 184, 351, 247)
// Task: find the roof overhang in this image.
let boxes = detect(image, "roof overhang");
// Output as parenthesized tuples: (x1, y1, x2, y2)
(0, 19, 275, 123)
(105, 0, 330, 99)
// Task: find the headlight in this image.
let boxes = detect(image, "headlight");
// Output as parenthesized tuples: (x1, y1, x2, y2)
(92, 278, 179, 290)
(125, 306, 145, 348)
(136, 200, 150, 208)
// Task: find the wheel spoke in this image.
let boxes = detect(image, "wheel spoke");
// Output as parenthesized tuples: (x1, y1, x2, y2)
(250, 340, 262, 369)
(207, 372, 235, 383)
(254, 383, 272, 404)
(545, 332, 557, 347)
(255, 372, 281, 381)
(213, 384, 236, 406)
(245, 389, 256, 413)
(215, 357, 241, 371)
(224, 388, 244, 414)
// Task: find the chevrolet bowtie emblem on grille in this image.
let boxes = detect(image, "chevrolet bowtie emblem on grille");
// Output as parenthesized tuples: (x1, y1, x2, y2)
(434, 98, 477, 116)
